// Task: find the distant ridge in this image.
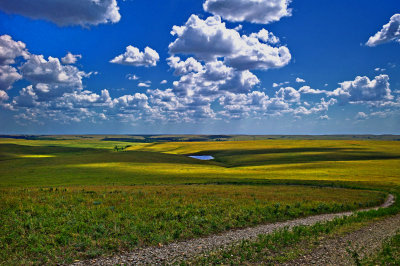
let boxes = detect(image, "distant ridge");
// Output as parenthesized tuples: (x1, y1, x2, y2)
(1, 134, 400, 142)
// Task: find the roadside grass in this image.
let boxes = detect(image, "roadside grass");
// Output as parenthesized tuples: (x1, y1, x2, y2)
(0, 185, 385, 264)
(362, 231, 400, 265)
(189, 194, 400, 265)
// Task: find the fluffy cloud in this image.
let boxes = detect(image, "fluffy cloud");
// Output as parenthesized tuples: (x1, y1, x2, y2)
(110, 46, 160, 67)
(218, 89, 328, 119)
(250, 29, 280, 44)
(17, 54, 91, 102)
(167, 56, 203, 76)
(163, 14, 292, 121)
(219, 69, 260, 93)
(169, 15, 241, 60)
(12, 86, 113, 124)
(366, 14, 400, 47)
(226, 31, 291, 70)
(355, 112, 368, 120)
(0, 90, 9, 101)
(0, 0, 121, 27)
(170, 58, 260, 97)
(146, 88, 216, 121)
(332, 74, 392, 103)
(293, 98, 337, 116)
(203, 0, 292, 24)
(13, 85, 38, 108)
(0, 35, 29, 65)
(0, 65, 22, 90)
(0, 35, 29, 90)
(0, 34, 101, 118)
(155, 57, 262, 120)
(219, 91, 271, 118)
(311, 98, 337, 112)
(57, 89, 112, 109)
(169, 15, 291, 70)
(61, 52, 82, 64)
(138, 82, 151, 88)
(112, 93, 150, 111)
(298, 85, 328, 95)
(275, 87, 300, 102)
(160, 80, 167, 84)
(148, 89, 181, 111)
(300, 76, 394, 105)
(296, 77, 305, 83)
(20, 55, 85, 88)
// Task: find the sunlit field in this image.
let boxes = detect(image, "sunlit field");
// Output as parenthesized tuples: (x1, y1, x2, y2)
(0, 185, 385, 264)
(0, 136, 399, 263)
(1, 138, 400, 187)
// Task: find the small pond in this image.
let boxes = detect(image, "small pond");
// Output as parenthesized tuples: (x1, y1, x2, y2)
(189, 155, 214, 160)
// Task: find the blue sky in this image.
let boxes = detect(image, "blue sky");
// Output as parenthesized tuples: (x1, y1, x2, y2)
(0, 0, 399, 134)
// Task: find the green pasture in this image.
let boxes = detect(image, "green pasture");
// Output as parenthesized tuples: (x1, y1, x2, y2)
(0, 138, 399, 187)
(0, 185, 385, 264)
(0, 137, 400, 263)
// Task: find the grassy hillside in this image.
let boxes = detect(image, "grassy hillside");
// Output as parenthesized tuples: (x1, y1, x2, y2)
(1, 138, 399, 187)
(0, 137, 399, 263)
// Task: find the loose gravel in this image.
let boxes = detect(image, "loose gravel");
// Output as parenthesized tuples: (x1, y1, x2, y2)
(283, 211, 400, 265)
(73, 194, 395, 265)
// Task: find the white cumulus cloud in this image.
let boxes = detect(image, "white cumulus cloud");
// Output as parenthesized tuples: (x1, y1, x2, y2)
(203, 0, 292, 24)
(0, 35, 29, 65)
(19, 54, 89, 100)
(0, 35, 29, 90)
(0, 65, 22, 90)
(250, 29, 280, 44)
(366, 14, 400, 47)
(138, 82, 151, 88)
(61, 52, 82, 64)
(298, 86, 327, 95)
(0, 90, 9, 101)
(110, 45, 160, 67)
(167, 56, 203, 76)
(332, 74, 392, 103)
(169, 15, 291, 70)
(275, 87, 300, 102)
(20, 55, 84, 87)
(170, 58, 260, 97)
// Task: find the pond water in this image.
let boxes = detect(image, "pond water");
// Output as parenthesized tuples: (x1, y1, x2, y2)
(189, 155, 214, 160)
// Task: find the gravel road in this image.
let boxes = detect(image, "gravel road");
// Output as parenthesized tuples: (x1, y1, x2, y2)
(73, 194, 395, 265)
(283, 211, 400, 265)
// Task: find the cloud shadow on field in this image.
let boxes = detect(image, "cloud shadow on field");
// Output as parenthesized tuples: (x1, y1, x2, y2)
(0, 143, 221, 166)
(1, 144, 400, 170)
(189, 147, 400, 168)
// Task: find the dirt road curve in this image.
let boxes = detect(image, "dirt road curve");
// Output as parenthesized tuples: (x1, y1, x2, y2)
(283, 212, 400, 265)
(73, 194, 395, 265)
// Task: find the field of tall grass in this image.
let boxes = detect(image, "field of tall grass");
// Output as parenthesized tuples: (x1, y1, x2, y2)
(0, 137, 399, 263)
